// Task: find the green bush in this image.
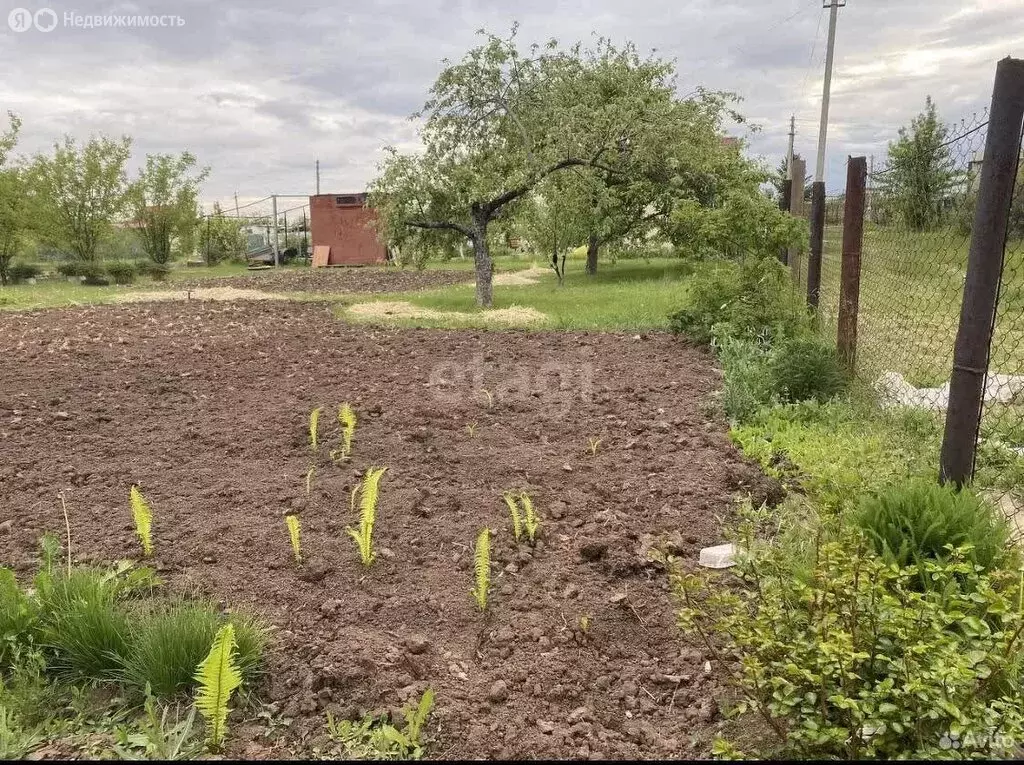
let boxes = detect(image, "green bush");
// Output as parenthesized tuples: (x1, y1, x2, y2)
(668, 257, 809, 345)
(105, 260, 137, 285)
(7, 262, 41, 283)
(79, 262, 110, 286)
(140, 261, 172, 282)
(121, 602, 267, 698)
(678, 527, 1024, 759)
(856, 480, 1014, 579)
(0, 570, 38, 668)
(55, 261, 84, 278)
(769, 335, 848, 405)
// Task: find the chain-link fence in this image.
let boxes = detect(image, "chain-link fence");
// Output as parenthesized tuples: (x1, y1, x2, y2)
(200, 195, 311, 265)
(787, 58, 1024, 538)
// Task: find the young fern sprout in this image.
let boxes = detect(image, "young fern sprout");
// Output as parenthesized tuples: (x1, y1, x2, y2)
(346, 467, 388, 566)
(471, 528, 491, 611)
(309, 406, 323, 452)
(194, 624, 242, 752)
(332, 403, 357, 462)
(466, 422, 477, 437)
(587, 437, 602, 456)
(503, 491, 540, 544)
(503, 491, 523, 542)
(479, 389, 494, 409)
(521, 493, 540, 543)
(129, 485, 154, 557)
(305, 466, 315, 496)
(285, 514, 302, 564)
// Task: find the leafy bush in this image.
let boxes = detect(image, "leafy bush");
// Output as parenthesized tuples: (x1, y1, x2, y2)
(768, 334, 848, 405)
(668, 257, 809, 345)
(139, 261, 172, 281)
(120, 602, 266, 698)
(7, 262, 40, 283)
(105, 260, 137, 285)
(856, 480, 1014, 578)
(55, 261, 84, 278)
(0, 570, 38, 668)
(678, 529, 1024, 760)
(79, 262, 110, 286)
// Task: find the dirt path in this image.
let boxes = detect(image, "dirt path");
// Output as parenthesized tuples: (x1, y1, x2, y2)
(0, 302, 770, 759)
(172, 267, 473, 295)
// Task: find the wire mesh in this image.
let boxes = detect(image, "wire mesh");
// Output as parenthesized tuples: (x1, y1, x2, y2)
(200, 196, 311, 263)
(978, 134, 1024, 539)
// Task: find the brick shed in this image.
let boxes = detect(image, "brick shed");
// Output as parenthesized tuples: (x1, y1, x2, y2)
(308, 193, 388, 266)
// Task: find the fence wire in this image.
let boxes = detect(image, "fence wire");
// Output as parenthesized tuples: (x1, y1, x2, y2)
(978, 133, 1024, 537)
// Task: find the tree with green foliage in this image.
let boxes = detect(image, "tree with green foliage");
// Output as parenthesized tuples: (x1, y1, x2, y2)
(199, 203, 247, 265)
(28, 134, 133, 262)
(878, 97, 958, 231)
(129, 152, 209, 270)
(369, 27, 683, 307)
(0, 112, 29, 286)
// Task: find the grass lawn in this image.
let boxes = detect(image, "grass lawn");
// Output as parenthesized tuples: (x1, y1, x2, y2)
(339, 257, 694, 331)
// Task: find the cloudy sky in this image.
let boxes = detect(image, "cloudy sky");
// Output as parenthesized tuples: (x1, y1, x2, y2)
(1, 0, 1021, 214)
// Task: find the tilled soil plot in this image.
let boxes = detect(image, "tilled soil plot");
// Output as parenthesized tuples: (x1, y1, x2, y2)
(0, 301, 774, 759)
(173, 266, 472, 295)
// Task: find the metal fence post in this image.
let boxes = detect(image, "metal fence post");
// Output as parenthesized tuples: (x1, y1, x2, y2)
(837, 156, 867, 369)
(778, 178, 792, 265)
(807, 181, 826, 308)
(940, 57, 1024, 487)
(271, 194, 280, 268)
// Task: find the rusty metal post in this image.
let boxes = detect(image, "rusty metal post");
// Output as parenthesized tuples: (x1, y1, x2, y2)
(807, 181, 826, 308)
(778, 179, 792, 265)
(940, 57, 1024, 487)
(837, 156, 866, 369)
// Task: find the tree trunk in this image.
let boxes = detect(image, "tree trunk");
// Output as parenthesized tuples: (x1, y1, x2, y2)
(585, 232, 599, 276)
(471, 213, 493, 308)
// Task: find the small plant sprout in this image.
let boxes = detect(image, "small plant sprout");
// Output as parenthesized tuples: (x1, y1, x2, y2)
(346, 467, 388, 566)
(503, 491, 540, 544)
(579, 614, 591, 634)
(466, 422, 477, 437)
(502, 491, 523, 541)
(587, 437, 602, 456)
(521, 493, 539, 543)
(129, 485, 154, 558)
(471, 528, 491, 612)
(479, 389, 494, 409)
(309, 406, 323, 452)
(285, 514, 302, 564)
(331, 403, 357, 462)
(305, 466, 315, 496)
(194, 624, 242, 752)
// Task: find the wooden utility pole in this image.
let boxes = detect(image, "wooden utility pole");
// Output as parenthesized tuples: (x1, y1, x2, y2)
(837, 156, 867, 369)
(808, 0, 846, 309)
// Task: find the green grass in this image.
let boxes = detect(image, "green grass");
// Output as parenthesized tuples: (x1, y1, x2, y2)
(338, 257, 695, 331)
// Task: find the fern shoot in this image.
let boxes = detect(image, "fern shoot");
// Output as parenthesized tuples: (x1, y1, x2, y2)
(305, 466, 315, 496)
(129, 485, 154, 557)
(346, 467, 387, 566)
(194, 623, 242, 752)
(336, 403, 356, 461)
(502, 491, 523, 541)
(521, 493, 540, 543)
(309, 406, 323, 452)
(285, 514, 302, 564)
(471, 528, 491, 611)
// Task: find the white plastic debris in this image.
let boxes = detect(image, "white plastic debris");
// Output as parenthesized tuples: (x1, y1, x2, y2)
(698, 543, 736, 569)
(874, 370, 1024, 411)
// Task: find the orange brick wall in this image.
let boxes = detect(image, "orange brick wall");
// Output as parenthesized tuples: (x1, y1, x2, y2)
(309, 193, 387, 266)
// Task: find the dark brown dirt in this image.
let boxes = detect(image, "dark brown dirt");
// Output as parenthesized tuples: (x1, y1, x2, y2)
(172, 266, 472, 295)
(0, 301, 769, 759)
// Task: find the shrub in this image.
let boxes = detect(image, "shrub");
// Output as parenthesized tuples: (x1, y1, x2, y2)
(105, 260, 137, 285)
(79, 262, 110, 286)
(7, 262, 40, 283)
(768, 334, 848, 405)
(0, 570, 39, 668)
(55, 261, 84, 278)
(139, 261, 172, 281)
(668, 257, 809, 345)
(856, 480, 1014, 578)
(678, 529, 1024, 759)
(120, 601, 266, 699)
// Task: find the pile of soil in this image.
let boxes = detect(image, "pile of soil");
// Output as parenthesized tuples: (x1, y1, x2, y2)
(172, 267, 473, 295)
(0, 301, 775, 759)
